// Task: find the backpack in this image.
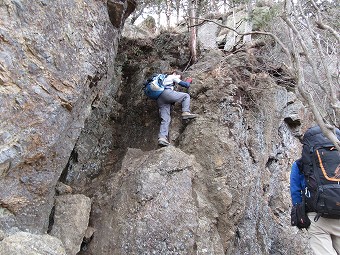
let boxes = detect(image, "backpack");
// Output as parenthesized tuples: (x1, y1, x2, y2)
(301, 125, 340, 219)
(143, 74, 167, 100)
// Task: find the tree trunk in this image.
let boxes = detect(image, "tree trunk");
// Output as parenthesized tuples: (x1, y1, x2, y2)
(243, 0, 254, 43)
(175, 0, 181, 24)
(188, 0, 197, 64)
(156, 4, 162, 29)
(223, 0, 227, 14)
(232, 1, 237, 45)
(166, 0, 171, 29)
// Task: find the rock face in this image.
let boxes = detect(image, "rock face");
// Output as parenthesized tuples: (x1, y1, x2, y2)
(0, 231, 66, 255)
(88, 147, 201, 254)
(0, 0, 135, 234)
(1, 2, 317, 254)
(66, 35, 314, 254)
(198, 21, 220, 50)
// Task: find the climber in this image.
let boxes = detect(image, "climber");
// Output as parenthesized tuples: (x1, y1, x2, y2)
(290, 125, 340, 255)
(157, 70, 197, 146)
(290, 159, 340, 254)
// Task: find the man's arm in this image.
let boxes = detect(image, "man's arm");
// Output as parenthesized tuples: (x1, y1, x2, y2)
(168, 74, 191, 88)
(290, 161, 304, 205)
(178, 80, 190, 88)
(178, 77, 192, 88)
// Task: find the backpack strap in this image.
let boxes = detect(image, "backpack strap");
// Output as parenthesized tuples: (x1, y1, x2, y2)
(296, 158, 303, 173)
(314, 213, 321, 222)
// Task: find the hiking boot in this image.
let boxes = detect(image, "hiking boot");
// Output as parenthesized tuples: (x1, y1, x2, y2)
(182, 112, 197, 120)
(158, 137, 170, 147)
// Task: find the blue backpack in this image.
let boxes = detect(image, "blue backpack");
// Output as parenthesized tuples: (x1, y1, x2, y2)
(143, 74, 167, 100)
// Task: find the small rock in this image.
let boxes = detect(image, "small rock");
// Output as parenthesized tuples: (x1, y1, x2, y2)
(55, 182, 73, 195)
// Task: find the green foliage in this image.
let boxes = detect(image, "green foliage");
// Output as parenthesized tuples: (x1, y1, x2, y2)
(252, 4, 281, 30)
(140, 15, 156, 31)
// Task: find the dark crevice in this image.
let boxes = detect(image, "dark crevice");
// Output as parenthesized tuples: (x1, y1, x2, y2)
(47, 205, 55, 234)
(265, 156, 277, 170)
(59, 148, 78, 183)
(88, 72, 103, 89)
(284, 117, 301, 129)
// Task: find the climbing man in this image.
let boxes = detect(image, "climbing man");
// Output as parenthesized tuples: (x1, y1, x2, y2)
(157, 70, 197, 146)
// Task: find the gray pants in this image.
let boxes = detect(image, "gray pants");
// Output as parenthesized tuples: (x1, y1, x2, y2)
(157, 89, 190, 139)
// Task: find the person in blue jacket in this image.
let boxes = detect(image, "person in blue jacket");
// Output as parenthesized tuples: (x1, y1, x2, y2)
(157, 70, 197, 146)
(290, 158, 340, 255)
(290, 159, 306, 206)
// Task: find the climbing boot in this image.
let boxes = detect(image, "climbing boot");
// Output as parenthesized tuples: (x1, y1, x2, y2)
(182, 112, 197, 120)
(158, 137, 170, 147)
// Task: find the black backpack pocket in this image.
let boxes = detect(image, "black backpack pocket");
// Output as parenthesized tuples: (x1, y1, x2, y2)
(316, 184, 340, 218)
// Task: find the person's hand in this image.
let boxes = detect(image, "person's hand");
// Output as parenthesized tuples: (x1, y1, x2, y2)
(186, 77, 193, 83)
(291, 203, 311, 229)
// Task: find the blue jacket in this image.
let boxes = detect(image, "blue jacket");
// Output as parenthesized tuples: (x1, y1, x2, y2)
(290, 159, 306, 205)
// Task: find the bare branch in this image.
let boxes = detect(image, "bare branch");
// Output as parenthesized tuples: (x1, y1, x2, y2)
(190, 3, 339, 144)
(296, 1, 339, 112)
(193, 17, 294, 68)
(292, 36, 340, 150)
(310, 0, 340, 43)
(282, 16, 331, 94)
(285, 0, 340, 148)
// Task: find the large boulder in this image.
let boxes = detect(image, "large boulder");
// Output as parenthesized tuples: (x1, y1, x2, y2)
(50, 194, 92, 255)
(0, 231, 66, 255)
(0, 0, 135, 234)
(86, 147, 225, 254)
(197, 21, 220, 50)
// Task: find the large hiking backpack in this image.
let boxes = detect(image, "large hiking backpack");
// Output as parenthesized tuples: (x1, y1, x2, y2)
(143, 74, 167, 100)
(301, 125, 340, 219)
